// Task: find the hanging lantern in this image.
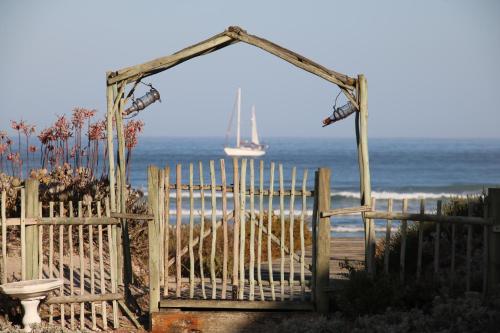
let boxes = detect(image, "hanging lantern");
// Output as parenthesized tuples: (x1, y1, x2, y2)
(124, 86, 161, 115)
(322, 101, 356, 127)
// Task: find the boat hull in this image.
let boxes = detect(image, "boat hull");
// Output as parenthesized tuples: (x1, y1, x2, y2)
(224, 147, 266, 157)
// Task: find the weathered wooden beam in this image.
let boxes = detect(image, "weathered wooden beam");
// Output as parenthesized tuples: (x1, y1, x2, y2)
(4, 217, 120, 226)
(225, 27, 358, 106)
(111, 213, 154, 220)
(158, 299, 314, 311)
(167, 184, 314, 197)
(107, 32, 236, 85)
(225, 26, 356, 89)
(314, 168, 330, 314)
(321, 205, 371, 218)
(364, 211, 493, 226)
(46, 293, 123, 305)
(107, 27, 358, 103)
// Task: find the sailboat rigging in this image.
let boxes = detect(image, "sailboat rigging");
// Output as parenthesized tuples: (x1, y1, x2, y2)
(224, 88, 267, 157)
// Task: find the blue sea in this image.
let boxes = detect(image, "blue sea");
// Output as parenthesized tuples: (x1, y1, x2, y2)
(128, 137, 499, 238)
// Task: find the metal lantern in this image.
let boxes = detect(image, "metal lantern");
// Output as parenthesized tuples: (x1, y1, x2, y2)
(322, 101, 356, 127)
(124, 87, 161, 115)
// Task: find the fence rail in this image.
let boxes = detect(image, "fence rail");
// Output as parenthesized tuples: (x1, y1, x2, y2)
(348, 195, 496, 295)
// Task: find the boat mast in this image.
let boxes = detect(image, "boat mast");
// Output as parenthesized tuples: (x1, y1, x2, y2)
(236, 87, 241, 148)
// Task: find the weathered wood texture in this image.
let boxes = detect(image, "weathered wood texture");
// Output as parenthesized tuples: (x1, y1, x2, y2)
(107, 26, 357, 92)
(151, 311, 319, 333)
(149, 160, 316, 303)
(314, 168, 330, 313)
(1, 190, 123, 331)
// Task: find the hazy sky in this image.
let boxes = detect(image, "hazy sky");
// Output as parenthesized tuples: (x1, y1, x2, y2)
(1, 0, 499, 138)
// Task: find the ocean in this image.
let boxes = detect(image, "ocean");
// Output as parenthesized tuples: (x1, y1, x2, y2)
(127, 137, 499, 238)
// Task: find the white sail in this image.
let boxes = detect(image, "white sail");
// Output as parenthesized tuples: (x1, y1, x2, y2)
(250, 105, 260, 145)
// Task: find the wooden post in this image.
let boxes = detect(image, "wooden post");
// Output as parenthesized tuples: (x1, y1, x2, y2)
(105, 79, 116, 214)
(487, 188, 500, 293)
(148, 166, 160, 313)
(25, 179, 39, 279)
(314, 168, 330, 314)
(356, 74, 374, 276)
(115, 82, 131, 288)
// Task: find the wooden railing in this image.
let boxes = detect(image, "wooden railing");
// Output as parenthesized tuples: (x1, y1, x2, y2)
(342, 190, 500, 294)
(0, 181, 122, 331)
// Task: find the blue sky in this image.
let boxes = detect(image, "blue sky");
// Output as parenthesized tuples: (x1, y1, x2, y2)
(1, 0, 499, 138)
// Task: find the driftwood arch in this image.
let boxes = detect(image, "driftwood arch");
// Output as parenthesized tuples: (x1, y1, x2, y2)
(105, 26, 374, 289)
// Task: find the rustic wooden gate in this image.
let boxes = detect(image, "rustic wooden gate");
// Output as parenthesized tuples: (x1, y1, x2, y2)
(147, 159, 332, 313)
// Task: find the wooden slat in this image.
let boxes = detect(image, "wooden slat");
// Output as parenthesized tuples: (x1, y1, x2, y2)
(175, 164, 182, 298)
(400, 198, 408, 283)
(289, 167, 296, 300)
(21, 188, 26, 280)
(416, 199, 425, 281)
(189, 164, 195, 298)
(384, 199, 393, 274)
(238, 159, 247, 300)
(483, 199, 489, 296)
(164, 166, 171, 298)
(88, 202, 96, 330)
(1, 191, 6, 284)
(220, 159, 228, 299)
(434, 200, 442, 276)
(257, 160, 265, 300)
(450, 218, 456, 289)
(58, 202, 65, 327)
(78, 202, 85, 330)
(279, 164, 285, 301)
(159, 168, 165, 290)
(69, 202, 75, 330)
(97, 202, 107, 330)
(232, 158, 240, 299)
(249, 159, 256, 301)
(267, 162, 276, 300)
(38, 203, 43, 279)
(198, 162, 207, 299)
(300, 170, 308, 299)
(466, 202, 473, 292)
(210, 160, 217, 299)
(48, 202, 54, 324)
(105, 198, 118, 328)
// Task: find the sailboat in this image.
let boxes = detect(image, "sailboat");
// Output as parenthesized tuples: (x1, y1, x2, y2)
(224, 88, 267, 157)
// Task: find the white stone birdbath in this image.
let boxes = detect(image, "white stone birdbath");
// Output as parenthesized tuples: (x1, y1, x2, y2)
(0, 278, 64, 332)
